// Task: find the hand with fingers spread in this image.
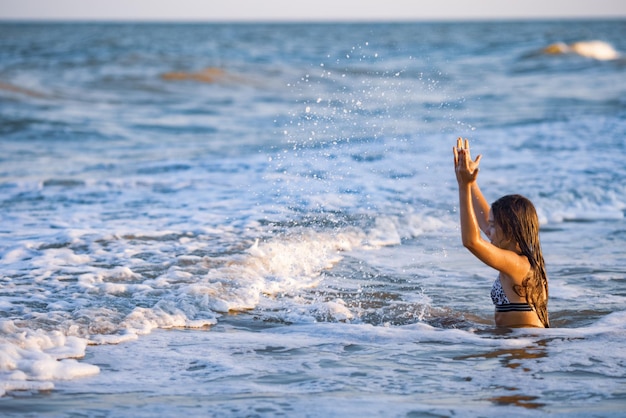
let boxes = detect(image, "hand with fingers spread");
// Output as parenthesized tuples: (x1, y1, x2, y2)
(453, 137, 482, 185)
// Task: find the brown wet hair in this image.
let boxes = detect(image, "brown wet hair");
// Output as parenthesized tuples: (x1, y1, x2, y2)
(492, 194, 550, 328)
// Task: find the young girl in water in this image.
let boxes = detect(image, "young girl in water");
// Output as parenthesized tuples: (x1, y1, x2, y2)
(453, 138, 549, 328)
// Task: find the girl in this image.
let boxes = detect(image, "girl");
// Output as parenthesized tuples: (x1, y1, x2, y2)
(453, 138, 549, 328)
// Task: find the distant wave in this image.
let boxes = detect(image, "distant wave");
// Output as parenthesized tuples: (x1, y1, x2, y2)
(0, 81, 47, 98)
(541, 40, 620, 61)
(161, 67, 246, 84)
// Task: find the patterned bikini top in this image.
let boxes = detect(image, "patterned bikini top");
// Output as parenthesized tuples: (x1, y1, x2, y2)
(491, 276, 533, 312)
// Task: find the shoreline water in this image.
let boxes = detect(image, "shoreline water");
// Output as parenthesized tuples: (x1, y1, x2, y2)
(2, 315, 626, 417)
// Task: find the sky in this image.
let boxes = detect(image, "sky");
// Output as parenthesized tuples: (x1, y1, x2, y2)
(1, 0, 626, 21)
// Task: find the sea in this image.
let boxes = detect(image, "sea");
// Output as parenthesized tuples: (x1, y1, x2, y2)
(0, 20, 625, 417)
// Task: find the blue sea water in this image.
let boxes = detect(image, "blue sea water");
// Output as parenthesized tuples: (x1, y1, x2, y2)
(0, 20, 625, 416)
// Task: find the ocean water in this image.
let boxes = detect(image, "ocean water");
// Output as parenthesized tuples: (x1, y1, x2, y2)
(0, 20, 625, 416)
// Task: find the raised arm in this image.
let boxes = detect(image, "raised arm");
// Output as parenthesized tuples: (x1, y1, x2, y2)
(453, 138, 483, 250)
(470, 182, 490, 235)
(453, 138, 530, 280)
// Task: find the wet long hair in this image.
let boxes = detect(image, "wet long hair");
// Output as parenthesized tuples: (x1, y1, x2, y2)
(492, 194, 550, 328)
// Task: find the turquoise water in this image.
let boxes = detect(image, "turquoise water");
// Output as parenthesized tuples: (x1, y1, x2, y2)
(1, 21, 625, 416)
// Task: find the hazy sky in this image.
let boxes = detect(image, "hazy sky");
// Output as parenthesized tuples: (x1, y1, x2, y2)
(1, 0, 625, 21)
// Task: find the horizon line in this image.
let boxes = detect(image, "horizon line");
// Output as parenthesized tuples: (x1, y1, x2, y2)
(1, 15, 625, 24)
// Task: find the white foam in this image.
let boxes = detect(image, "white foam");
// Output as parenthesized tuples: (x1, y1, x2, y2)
(264, 321, 535, 349)
(0, 321, 99, 396)
(366, 217, 402, 247)
(592, 310, 626, 329)
(0, 246, 33, 265)
(120, 306, 191, 335)
(310, 299, 355, 322)
(540, 195, 625, 224)
(33, 248, 92, 267)
(547, 208, 624, 223)
(570, 40, 620, 60)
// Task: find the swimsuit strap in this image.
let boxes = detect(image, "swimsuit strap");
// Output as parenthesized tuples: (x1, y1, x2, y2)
(495, 303, 534, 312)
